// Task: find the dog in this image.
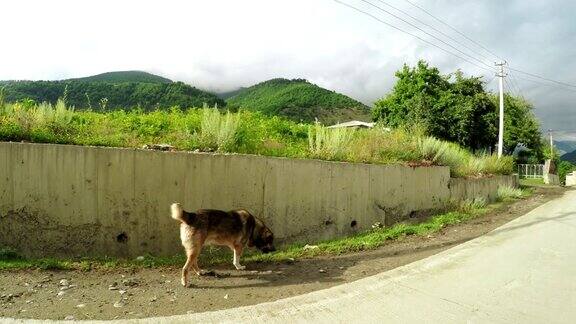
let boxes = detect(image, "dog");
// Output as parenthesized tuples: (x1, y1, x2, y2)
(170, 203, 276, 287)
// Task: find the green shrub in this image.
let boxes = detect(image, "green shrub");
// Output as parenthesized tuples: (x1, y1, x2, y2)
(308, 123, 355, 160)
(195, 107, 240, 152)
(459, 197, 487, 213)
(497, 185, 527, 201)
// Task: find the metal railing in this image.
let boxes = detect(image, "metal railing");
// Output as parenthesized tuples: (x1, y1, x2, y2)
(517, 164, 544, 179)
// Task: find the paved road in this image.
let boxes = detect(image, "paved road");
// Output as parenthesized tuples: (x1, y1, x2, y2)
(5, 190, 576, 323)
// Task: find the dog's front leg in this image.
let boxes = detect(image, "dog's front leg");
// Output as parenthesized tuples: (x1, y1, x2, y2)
(232, 244, 245, 270)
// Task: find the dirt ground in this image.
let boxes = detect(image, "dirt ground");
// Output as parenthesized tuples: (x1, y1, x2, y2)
(0, 187, 567, 321)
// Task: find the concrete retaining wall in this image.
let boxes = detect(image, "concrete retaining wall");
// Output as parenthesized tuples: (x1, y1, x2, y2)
(0, 142, 517, 257)
(449, 175, 519, 202)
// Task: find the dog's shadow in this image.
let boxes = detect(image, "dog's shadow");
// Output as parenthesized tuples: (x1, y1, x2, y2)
(186, 236, 470, 290)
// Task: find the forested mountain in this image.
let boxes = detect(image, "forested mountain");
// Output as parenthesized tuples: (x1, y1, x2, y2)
(226, 78, 371, 124)
(561, 150, 576, 163)
(1, 72, 224, 110)
(68, 71, 172, 84)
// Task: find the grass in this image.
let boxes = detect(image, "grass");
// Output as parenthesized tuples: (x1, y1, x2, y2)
(0, 100, 514, 177)
(518, 178, 565, 188)
(308, 122, 355, 160)
(0, 193, 526, 271)
(497, 185, 531, 201)
(195, 105, 241, 152)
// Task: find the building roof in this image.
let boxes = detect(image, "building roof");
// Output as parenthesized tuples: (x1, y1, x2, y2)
(327, 120, 375, 129)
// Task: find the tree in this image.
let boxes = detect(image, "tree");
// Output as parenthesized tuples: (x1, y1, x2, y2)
(1, 80, 225, 110)
(558, 160, 575, 184)
(373, 60, 542, 156)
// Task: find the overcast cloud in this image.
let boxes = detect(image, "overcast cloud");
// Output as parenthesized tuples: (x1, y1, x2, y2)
(1, 0, 575, 138)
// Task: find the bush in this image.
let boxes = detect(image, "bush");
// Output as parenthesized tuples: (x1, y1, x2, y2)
(308, 123, 355, 160)
(497, 185, 527, 201)
(195, 107, 240, 152)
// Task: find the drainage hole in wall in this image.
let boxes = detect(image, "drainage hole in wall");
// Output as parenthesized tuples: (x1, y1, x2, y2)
(116, 232, 128, 243)
(350, 220, 357, 228)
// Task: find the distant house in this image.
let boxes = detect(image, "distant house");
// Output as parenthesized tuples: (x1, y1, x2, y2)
(328, 120, 376, 129)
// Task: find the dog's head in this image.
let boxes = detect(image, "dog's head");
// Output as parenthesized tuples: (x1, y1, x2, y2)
(249, 218, 276, 253)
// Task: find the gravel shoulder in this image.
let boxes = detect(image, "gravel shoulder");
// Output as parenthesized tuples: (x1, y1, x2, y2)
(0, 186, 566, 321)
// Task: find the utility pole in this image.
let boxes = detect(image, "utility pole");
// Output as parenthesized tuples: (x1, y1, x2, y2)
(495, 61, 507, 158)
(549, 129, 554, 157)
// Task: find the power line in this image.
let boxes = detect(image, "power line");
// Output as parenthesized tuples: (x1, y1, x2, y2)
(485, 74, 497, 86)
(503, 78, 516, 97)
(400, 0, 503, 62)
(508, 67, 576, 89)
(371, 0, 494, 66)
(358, 0, 495, 71)
(333, 0, 496, 73)
(505, 71, 527, 99)
(507, 72, 526, 99)
(512, 74, 576, 94)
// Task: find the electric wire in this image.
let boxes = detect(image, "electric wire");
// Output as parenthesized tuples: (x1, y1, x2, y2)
(371, 0, 495, 66)
(333, 0, 496, 73)
(508, 67, 576, 89)
(400, 0, 503, 62)
(512, 74, 576, 94)
(357, 0, 495, 71)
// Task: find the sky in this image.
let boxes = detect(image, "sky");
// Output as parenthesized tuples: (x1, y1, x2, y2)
(1, 0, 575, 140)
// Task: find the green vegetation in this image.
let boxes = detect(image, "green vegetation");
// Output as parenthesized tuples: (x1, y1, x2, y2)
(0, 99, 513, 177)
(519, 178, 545, 186)
(541, 142, 576, 185)
(308, 123, 355, 160)
(226, 78, 371, 124)
(497, 185, 531, 201)
(196, 106, 241, 152)
(1, 80, 224, 110)
(558, 160, 575, 185)
(1, 192, 532, 271)
(68, 71, 173, 84)
(217, 87, 247, 100)
(373, 61, 543, 159)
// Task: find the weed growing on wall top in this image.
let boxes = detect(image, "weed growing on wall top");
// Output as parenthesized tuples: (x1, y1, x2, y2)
(308, 123, 355, 160)
(195, 107, 240, 152)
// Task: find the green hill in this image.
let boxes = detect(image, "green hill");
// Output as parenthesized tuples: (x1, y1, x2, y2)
(68, 71, 173, 84)
(217, 87, 247, 100)
(226, 78, 371, 124)
(556, 140, 576, 155)
(1, 72, 224, 110)
(561, 149, 576, 163)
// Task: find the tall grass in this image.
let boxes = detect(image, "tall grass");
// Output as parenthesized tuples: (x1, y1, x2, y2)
(308, 123, 355, 160)
(195, 107, 240, 152)
(0, 100, 514, 177)
(416, 136, 514, 177)
(497, 185, 529, 201)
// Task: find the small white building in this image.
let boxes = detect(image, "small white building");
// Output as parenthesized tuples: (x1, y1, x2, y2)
(328, 120, 375, 129)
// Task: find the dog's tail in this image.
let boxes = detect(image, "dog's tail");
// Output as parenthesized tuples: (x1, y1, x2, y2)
(171, 203, 185, 222)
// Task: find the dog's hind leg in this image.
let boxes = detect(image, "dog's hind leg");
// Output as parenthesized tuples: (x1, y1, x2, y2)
(181, 251, 194, 287)
(232, 244, 245, 270)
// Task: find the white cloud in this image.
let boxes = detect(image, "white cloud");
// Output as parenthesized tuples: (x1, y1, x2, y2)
(1, 0, 575, 133)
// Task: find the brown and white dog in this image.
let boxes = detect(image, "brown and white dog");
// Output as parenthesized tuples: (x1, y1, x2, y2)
(170, 203, 275, 287)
